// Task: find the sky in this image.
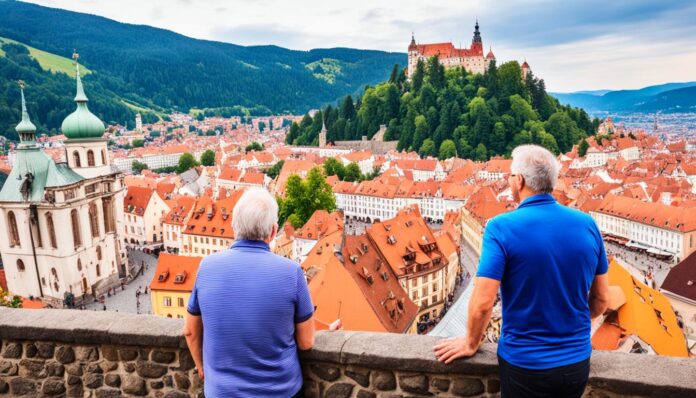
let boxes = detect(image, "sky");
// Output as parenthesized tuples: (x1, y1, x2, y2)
(27, 0, 696, 92)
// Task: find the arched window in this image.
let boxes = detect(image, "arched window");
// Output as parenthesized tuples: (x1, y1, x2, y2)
(96, 246, 102, 261)
(102, 197, 115, 233)
(87, 150, 95, 167)
(17, 259, 25, 272)
(73, 151, 81, 167)
(46, 212, 57, 249)
(77, 259, 82, 271)
(96, 263, 101, 277)
(88, 202, 99, 238)
(8, 211, 20, 247)
(101, 149, 107, 166)
(71, 209, 82, 249)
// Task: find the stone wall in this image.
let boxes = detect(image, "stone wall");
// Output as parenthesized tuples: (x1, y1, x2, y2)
(2, 308, 696, 398)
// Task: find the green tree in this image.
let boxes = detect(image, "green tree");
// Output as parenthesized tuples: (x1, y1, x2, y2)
(420, 138, 436, 157)
(412, 115, 429, 152)
(245, 142, 264, 152)
(279, 168, 336, 228)
(258, 121, 266, 132)
(344, 163, 362, 182)
(411, 59, 425, 92)
(132, 160, 148, 174)
(474, 143, 488, 161)
(176, 153, 198, 174)
(264, 160, 284, 179)
(132, 138, 145, 148)
(200, 149, 215, 166)
(578, 138, 589, 157)
(388, 64, 399, 83)
(323, 157, 346, 180)
(538, 131, 560, 154)
(438, 139, 457, 160)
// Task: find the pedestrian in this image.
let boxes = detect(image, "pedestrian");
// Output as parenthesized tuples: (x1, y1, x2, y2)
(103, 305, 106, 311)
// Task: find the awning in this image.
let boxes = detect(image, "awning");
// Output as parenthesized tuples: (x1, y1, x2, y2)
(626, 241, 650, 250)
(647, 248, 674, 257)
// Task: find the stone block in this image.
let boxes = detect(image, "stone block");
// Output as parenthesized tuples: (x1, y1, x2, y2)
(0, 359, 18, 375)
(487, 378, 500, 393)
(119, 348, 138, 361)
(19, 358, 47, 378)
(174, 372, 190, 390)
(67, 375, 82, 385)
(36, 341, 55, 359)
(76, 346, 100, 361)
(163, 374, 173, 387)
(124, 362, 136, 373)
(303, 379, 320, 398)
(65, 362, 83, 376)
(177, 349, 195, 371)
(325, 382, 354, 398)
(346, 366, 371, 387)
(42, 377, 66, 396)
(102, 345, 119, 361)
(105, 373, 121, 388)
(373, 370, 396, 390)
(55, 345, 75, 364)
(135, 360, 168, 378)
(96, 388, 123, 398)
(85, 362, 104, 374)
(122, 374, 148, 396)
(0, 379, 7, 394)
(357, 389, 377, 398)
(152, 350, 176, 364)
(451, 377, 485, 397)
(84, 372, 104, 389)
(10, 377, 37, 396)
(45, 361, 65, 377)
(25, 342, 38, 358)
(2, 342, 22, 358)
(398, 374, 430, 395)
(310, 363, 341, 381)
(431, 377, 450, 392)
(150, 380, 164, 389)
(67, 382, 83, 398)
(164, 391, 190, 398)
(100, 360, 119, 373)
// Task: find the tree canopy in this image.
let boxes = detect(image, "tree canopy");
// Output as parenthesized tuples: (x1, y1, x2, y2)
(200, 149, 215, 166)
(278, 167, 336, 228)
(176, 153, 198, 174)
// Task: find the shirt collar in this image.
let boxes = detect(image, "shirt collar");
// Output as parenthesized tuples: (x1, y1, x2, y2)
(231, 239, 270, 251)
(518, 193, 556, 209)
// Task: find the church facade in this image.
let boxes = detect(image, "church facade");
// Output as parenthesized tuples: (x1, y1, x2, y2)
(0, 62, 127, 306)
(408, 21, 496, 78)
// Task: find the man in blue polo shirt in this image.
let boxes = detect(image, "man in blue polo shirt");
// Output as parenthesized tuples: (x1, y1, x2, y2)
(435, 145, 610, 398)
(183, 188, 318, 397)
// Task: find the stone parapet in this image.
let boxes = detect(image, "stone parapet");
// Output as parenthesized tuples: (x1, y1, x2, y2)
(2, 308, 696, 397)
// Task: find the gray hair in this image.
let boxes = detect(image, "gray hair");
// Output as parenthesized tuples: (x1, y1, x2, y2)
(232, 188, 279, 241)
(510, 144, 559, 194)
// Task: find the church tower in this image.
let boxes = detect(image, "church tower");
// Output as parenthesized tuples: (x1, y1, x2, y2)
(62, 52, 112, 179)
(407, 33, 419, 78)
(471, 20, 483, 54)
(319, 117, 327, 148)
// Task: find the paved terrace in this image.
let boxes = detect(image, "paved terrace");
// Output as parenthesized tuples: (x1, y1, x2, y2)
(1, 308, 695, 397)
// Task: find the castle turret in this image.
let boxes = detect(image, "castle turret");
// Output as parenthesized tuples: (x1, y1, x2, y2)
(521, 60, 530, 79)
(407, 32, 419, 78)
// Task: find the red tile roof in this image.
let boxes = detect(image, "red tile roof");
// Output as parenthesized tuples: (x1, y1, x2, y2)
(149, 253, 202, 292)
(124, 186, 155, 216)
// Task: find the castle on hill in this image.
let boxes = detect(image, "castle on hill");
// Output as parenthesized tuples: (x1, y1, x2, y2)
(408, 21, 530, 78)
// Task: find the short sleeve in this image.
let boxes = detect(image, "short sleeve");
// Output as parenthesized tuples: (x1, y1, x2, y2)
(594, 223, 609, 275)
(476, 220, 507, 281)
(294, 266, 314, 323)
(187, 278, 201, 316)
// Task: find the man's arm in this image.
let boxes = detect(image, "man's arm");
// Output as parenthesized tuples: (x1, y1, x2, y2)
(183, 313, 204, 380)
(434, 276, 499, 364)
(295, 315, 315, 351)
(589, 273, 610, 319)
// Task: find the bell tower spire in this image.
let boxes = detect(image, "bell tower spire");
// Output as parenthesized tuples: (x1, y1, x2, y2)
(16, 80, 38, 148)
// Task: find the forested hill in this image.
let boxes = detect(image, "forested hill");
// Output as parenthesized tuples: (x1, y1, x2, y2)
(0, 0, 405, 139)
(288, 59, 600, 160)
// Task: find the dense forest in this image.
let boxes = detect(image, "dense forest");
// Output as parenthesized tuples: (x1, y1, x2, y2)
(0, 1, 405, 126)
(287, 58, 601, 159)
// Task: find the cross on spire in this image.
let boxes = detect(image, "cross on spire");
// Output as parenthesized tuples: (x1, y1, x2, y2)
(18, 80, 25, 90)
(72, 49, 79, 62)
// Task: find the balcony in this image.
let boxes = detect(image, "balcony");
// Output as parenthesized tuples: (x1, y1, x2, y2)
(1, 308, 695, 397)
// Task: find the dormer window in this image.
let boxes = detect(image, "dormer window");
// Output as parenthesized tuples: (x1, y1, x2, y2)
(158, 271, 170, 282)
(174, 271, 188, 284)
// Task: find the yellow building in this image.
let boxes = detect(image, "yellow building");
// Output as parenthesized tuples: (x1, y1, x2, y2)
(149, 253, 202, 319)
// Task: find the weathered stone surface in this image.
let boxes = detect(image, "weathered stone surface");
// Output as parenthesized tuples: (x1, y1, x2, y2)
(100, 360, 119, 372)
(19, 358, 47, 378)
(177, 349, 195, 371)
(102, 345, 119, 361)
(42, 377, 66, 395)
(487, 378, 500, 393)
(303, 380, 320, 398)
(163, 375, 173, 387)
(451, 377, 485, 397)
(67, 382, 83, 398)
(122, 375, 148, 396)
(357, 389, 377, 398)
(124, 362, 136, 373)
(67, 375, 82, 385)
(76, 346, 100, 361)
(346, 366, 371, 387)
(45, 361, 65, 377)
(174, 372, 190, 390)
(25, 342, 38, 358)
(325, 383, 354, 398)
(2, 342, 22, 358)
(105, 373, 121, 388)
(96, 388, 122, 398)
(432, 377, 450, 392)
(164, 391, 190, 398)
(84, 372, 105, 388)
(65, 362, 82, 376)
(399, 374, 430, 395)
(55, 345, 76, 364)
(151, 350, 176, 364)
(310, 363, 341, 381)
(85, 362, 104, 374)
(135, 360, 168, 378)
(119, 348, 138, 361)
(373, 370, 397, 390)
(150, 380, 164, 389)
(138, 348, 151, 360)
(10, 377, 37, 395)
(36, 341, 56, 358)
(0, 359, 18, 375)
(0, 379, 8, 394)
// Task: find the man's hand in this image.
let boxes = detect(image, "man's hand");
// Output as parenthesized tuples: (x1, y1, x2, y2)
(434, 337, 478, 364)
(196, 368, 204, 381)
(329, 319, 343, 331)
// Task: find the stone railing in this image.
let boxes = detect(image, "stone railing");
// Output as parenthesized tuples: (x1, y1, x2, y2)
(2, 308, 695, 397)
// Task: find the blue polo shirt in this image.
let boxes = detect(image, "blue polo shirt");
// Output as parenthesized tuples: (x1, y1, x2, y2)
(187, 240, 314, 397)
(476, 194, 608, 369)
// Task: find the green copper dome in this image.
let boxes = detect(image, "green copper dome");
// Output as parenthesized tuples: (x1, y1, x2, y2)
(61, 60, 105, 139)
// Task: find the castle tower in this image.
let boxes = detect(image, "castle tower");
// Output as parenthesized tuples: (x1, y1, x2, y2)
(135, 112, 143, 133)
(471, 20, 483, 54)
(485, 47, 496, 71)
(62, 51, 112, 179)
(521, 60, 530, 79)
(319, 117, 327, 148)
(407, 33, 419, 78)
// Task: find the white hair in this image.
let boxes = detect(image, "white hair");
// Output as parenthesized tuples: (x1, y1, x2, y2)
(510, 144, 559, 194)
(232, 188, 279, 241)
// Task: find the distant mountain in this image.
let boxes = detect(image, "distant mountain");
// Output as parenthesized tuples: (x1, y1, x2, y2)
(0, 1, 406, 138)
(551, 82, 696, 113)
